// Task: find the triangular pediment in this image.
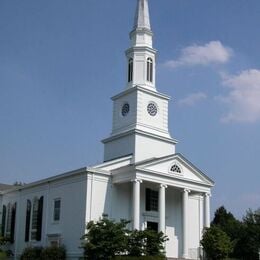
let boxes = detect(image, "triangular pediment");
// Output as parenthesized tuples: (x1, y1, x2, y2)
(135, 153, 214, 186)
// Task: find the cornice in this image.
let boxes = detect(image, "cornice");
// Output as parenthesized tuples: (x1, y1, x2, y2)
(102, 128, 177, 144)
(125, 46, 157, 55)
(111, 85, 170, 101)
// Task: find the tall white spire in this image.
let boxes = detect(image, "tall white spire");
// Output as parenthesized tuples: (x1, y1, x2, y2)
(126, 0, 156, 90)
(130, 0, 153, 48)
(133, 0, 151, 31)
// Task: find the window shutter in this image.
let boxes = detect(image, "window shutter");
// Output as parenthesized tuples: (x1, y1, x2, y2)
(1, 205, 6, 236)
(10, 203, 16, 243)
(146, 188, 151, 211)
(36, 196, 44, 241)
(25, 200, 31, 242)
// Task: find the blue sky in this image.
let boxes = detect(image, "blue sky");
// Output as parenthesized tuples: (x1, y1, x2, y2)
(1, 0, 260, 219)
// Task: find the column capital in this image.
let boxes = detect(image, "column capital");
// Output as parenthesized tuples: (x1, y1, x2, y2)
(131, 178, 143, 183)
(159, 183, 168, 189)
(204, 192, 211, 197)
(183, 188, 191, 193)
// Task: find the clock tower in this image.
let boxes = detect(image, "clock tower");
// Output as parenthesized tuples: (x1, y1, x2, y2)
(102, 0, 177, 163)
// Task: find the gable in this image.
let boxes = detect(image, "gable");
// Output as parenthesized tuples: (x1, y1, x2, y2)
(136, 153, 214, 186)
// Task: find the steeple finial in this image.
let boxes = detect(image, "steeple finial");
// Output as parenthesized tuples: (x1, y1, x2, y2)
(133, 0, 151, 31)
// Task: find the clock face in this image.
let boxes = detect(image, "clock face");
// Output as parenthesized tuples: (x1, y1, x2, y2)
(147, 102, 158, 116)
(121, 103, 130, 117)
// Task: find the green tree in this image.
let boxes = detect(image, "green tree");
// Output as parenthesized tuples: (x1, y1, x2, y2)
(235, 208, 260, 260)
(81, 218, 129, 259)
(81, 218, 168, 259)
(212, 206, 242, 240)
(200, 226, 233, 260)
(127, 229, 168, 257)
(142, 229, 168, 257)
(127, 230, 144, 256)
(211, 206, 243, 258)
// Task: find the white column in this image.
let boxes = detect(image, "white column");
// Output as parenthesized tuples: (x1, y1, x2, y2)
(204, 193, 211, 228)
(132, 179, 142, 230)
(182, 188, 190, 259)
(159, 184, 167, 233)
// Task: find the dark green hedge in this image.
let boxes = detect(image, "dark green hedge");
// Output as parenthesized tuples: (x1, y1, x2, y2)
(114, 257, 166, 260)
(20, 246, 66, 260)
(20, 247, 43, 260)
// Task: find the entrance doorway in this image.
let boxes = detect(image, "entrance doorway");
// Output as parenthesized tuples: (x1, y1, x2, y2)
(147, 221, 158, 232)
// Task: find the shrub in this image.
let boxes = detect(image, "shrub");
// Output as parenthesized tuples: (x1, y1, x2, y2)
(127, 229, 168, 257)
(114, 257, 166, 260)
(0, 251, 7, 260)
(81, 218, 168, 259)
(41, 246, 66, 260)
(0, 237, 12, 259)
(20, 246, 66, 260)
(20, 247, 43, 260)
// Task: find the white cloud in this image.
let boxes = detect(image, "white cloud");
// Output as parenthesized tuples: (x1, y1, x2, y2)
(220, 69, 260, 123)
(178, 92, 207, 106)
(165, 41, 233, 68)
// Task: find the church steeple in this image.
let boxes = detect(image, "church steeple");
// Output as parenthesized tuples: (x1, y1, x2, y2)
(102, 0, 176, 163)
(133, 0, 151, 31)
(126, 0, 156, 89)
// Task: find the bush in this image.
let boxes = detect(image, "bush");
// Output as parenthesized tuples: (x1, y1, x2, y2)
(20, 247, 43, 260)
(41, 246, 66, 260)
(0, 237, 12, 259)
(20, 246, 66, 260)
(81, 218, 168, 259)
(82, 218, 130, 259)
(0, 251, 7, 260)
(114, 257, 166, 260)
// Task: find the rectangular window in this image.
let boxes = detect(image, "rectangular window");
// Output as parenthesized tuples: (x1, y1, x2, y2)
(145, 188, 158, 211)
(53, 199, 61, 222)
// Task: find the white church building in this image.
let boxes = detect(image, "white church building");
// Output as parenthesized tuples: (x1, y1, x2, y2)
(0, 0, 214, 259)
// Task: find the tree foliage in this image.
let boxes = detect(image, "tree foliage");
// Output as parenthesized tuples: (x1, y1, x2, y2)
(201, 226, 233, 260)
(81, 218, 168, 259)
(20, 246, 66, 260)
(0, 236, 12, 259)
(235, 208, 260, 260)
(128, 229, 168, 257)
(82, 218, 129, 260)
(201, 206, 260, 260)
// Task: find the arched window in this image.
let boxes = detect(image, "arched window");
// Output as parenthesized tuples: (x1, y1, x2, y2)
(25, 200, 31, 242)
(147, 58, 153, 82)
(31, 198, 39, 241)
(5, 203, 12, 238)
(10, 203, 16, 243)
(170, 164, 182, 174)
(1, 205, 6, 236)
(36, 196, 44, 241)
(128, 58, 133, 82)
(27, 196, 44, 242)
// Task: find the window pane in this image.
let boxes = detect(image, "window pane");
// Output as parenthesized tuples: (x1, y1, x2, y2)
(54, 199, 61, 221)
(1, 205, 6, 236)
(6, 204, 12, 237)
(128, 59, 133, 82)
(145, 188, 158, 212)
(31, 199, 39, 240)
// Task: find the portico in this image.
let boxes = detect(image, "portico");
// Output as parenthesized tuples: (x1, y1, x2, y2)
(131, 181, 210, 258)
(111, 153, 213, 259)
